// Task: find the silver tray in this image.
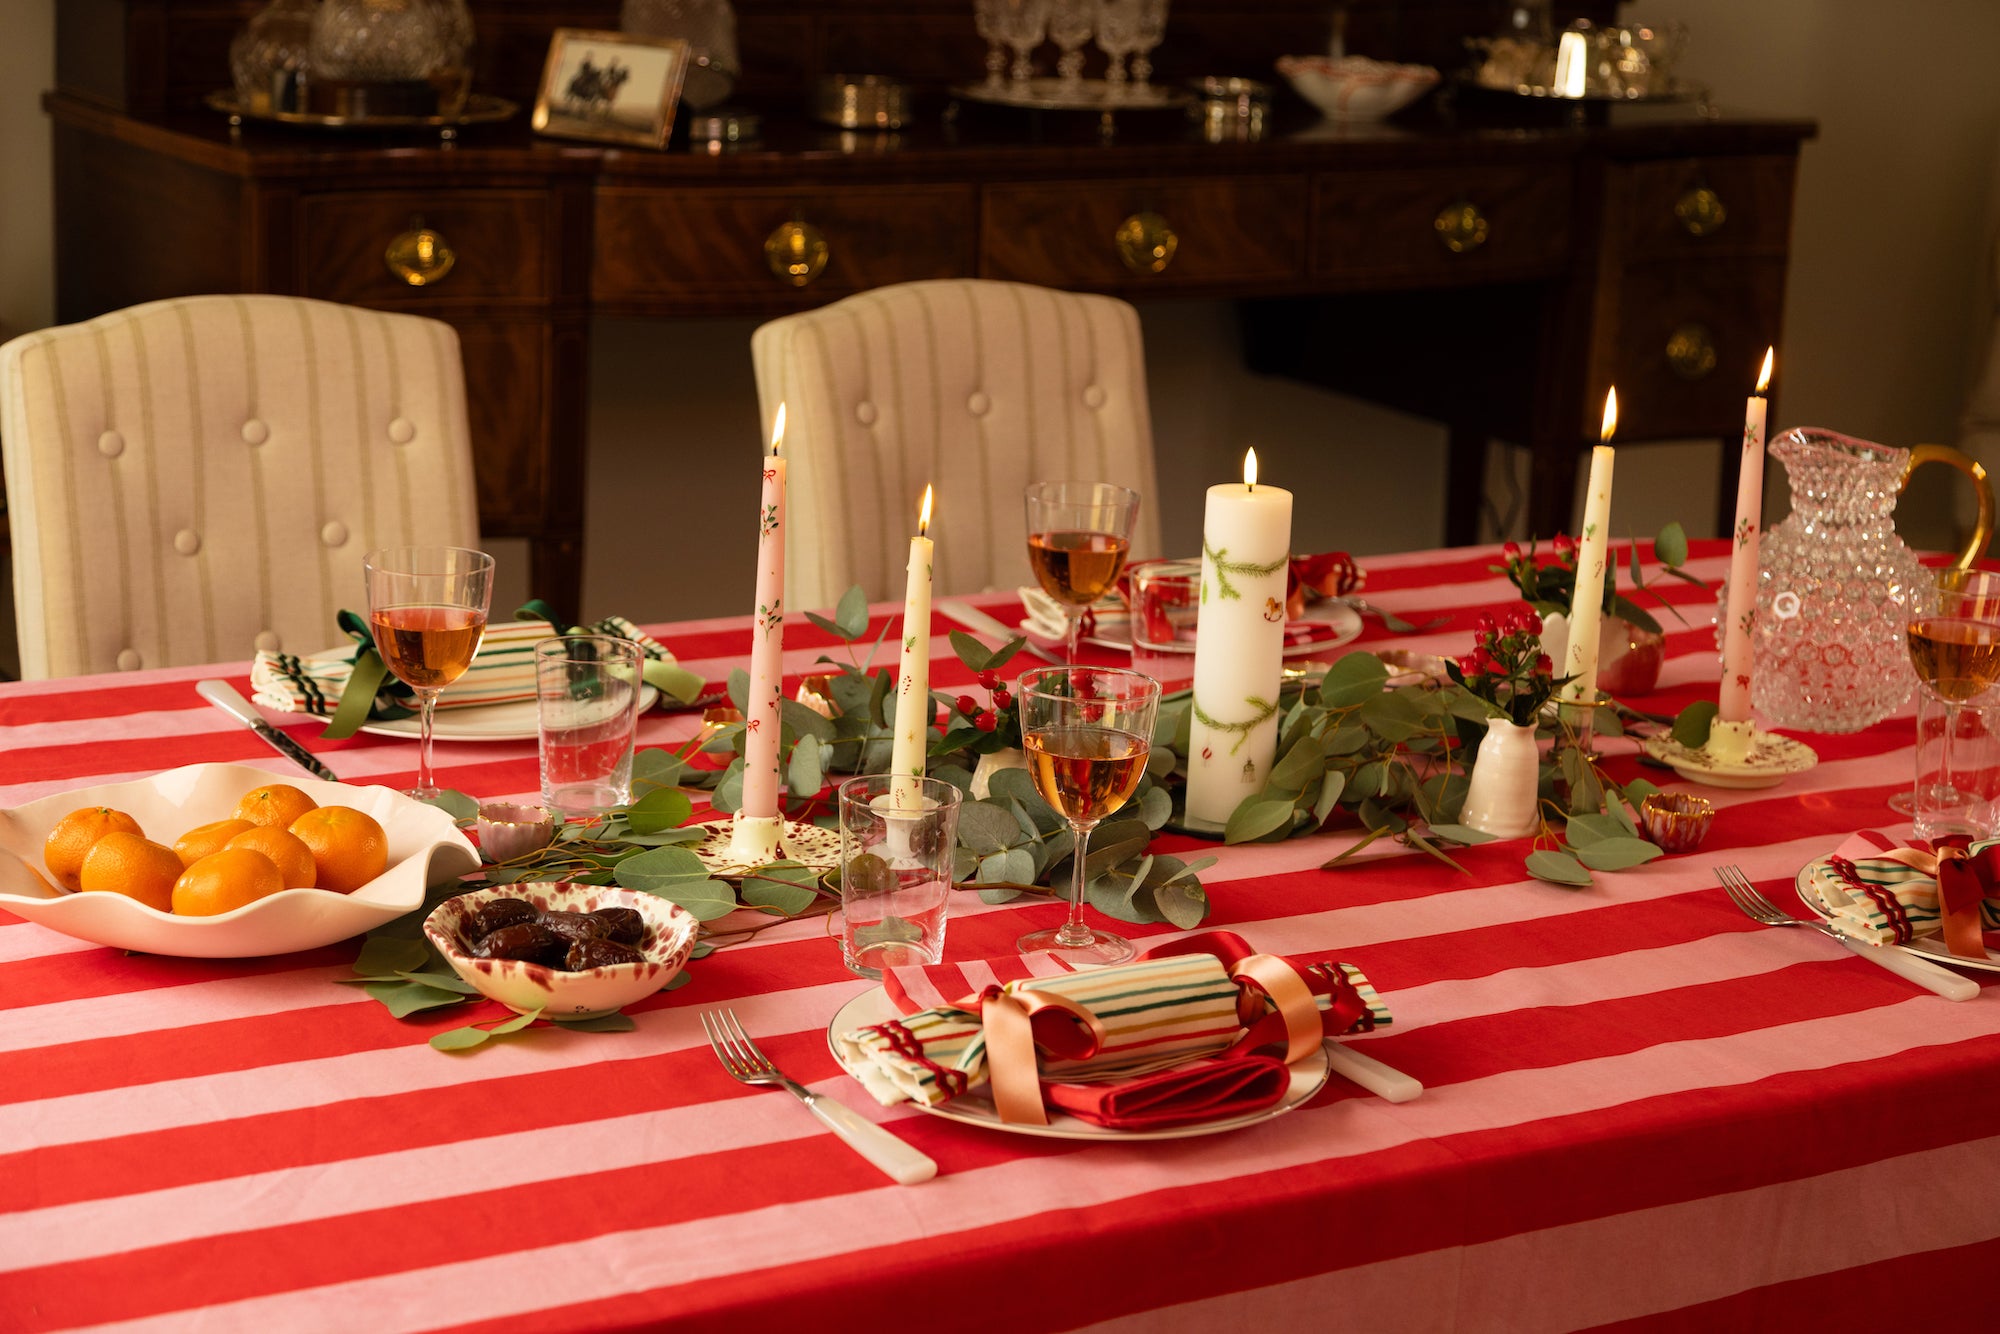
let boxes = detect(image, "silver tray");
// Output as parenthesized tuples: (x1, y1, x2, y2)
(952, 77, 1192, 112)
(205, 90, 519, 131)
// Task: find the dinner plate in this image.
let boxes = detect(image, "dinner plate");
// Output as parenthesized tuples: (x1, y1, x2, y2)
(1793, 854, 2000, 973)
(336, 686, 660, 742)
(1081, 601, 1364, 658)
(825, 985, 1332, 1141)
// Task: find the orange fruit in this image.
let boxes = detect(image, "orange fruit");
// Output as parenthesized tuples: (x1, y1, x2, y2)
(234, 784, 319, 829)
(44, 806, 145, 892)
(173, 818, 256, 868)
(171, 848, 286, 917)
(224, 825, 317, 888)
(78, 832, 184, 913)
(288, 806, 388, 894)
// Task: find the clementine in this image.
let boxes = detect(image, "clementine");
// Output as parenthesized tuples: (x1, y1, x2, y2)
(288, 806, 389, 893)
(233, 783, 319, 829)
(44, 806, 145, 892)
(171, 848, 286, 916)
(173, 818, 256, 868)
(78, 832, 184, 913)
(224, 825, 317, 888)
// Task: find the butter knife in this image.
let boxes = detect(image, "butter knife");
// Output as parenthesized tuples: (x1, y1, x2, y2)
(197, 680, 340, 783)
(936, 600, 1061, 664)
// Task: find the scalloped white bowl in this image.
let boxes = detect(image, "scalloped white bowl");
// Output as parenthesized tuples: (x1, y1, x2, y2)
(1277, 55, 1440, 122)
(0, 763, 479, 958)
(426, 884, 699, 1019)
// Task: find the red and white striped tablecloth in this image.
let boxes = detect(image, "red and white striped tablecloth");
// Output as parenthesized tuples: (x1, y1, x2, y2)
(4, 542, 1999, 1333)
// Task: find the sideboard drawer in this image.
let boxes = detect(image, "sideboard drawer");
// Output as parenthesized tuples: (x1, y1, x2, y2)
(1607, 256, 1789, 438)
(594, 185, 975, 306)
(1617, 155, 1799, 259)
(1311, 167, 1571, 287)
(299, 191, 551, 303)
(980, 178, 1307, 288)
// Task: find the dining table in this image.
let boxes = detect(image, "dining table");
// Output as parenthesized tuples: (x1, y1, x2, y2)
(4, 539, 1999, 1334)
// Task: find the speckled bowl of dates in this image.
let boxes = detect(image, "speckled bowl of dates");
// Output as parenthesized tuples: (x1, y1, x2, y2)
(425, 883, 699, 1019)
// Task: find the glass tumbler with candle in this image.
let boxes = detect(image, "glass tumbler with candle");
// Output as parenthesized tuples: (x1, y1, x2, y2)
(1024, 480, 1141, 663)
(838, 775, 963, 977)
(536, 635, 645, 817)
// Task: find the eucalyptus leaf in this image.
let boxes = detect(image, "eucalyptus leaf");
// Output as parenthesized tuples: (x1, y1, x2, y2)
(727, 667, 750, 714)
(1225, 796, 1299, 845)
(626, 787, 694, 835)
(1269, 736, 1327, 792)
(1672, 700, 1719, 748)
(1323, 722, 1371, 756)
(1319, 651, 1391, 707)
(631, 747, 689, 790)
(869, 665, 894, 728)
(1425, 823, 1497, 845)
(1082, 819, 1151, 878)
(833, 584, 871, 639)
(959, 801, 1025, 855)
(612, 846, 710, 886)
(786, 733, 826, 799)
(1138, 784, 1174, 831)
(355, 936, 431, 977)
(979, 885, 1026, 904)
(1313, 770, 1348, 826)
(551, 1012, 638, 1033)
(429, 1025, 499, 1052)
(1563, 813, 1630, 848)
(1360, 690, 1428, 743)
(1575, 837, 1664, 871)
(986, 767, 1041, 805)
(636, 878, 738, 920)
(622, 826, 708, 847)
(949, 630, 994, 672)
(740, 863, 822, 915)
(1357, 799, 1408, 833)
(365, 980, 469, 1018)
(780, 698, 838, 744)
(392, 969, 481, 994)
(1655, 520, 1689, 568)
(1525, 850, 1594, 887)
(711, 760, 745, 815)
(932, 763, 976, 795)
(422, 789, 480, 823)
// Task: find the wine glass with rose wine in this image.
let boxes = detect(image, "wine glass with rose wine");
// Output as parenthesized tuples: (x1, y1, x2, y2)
(1016, 665, 1161, 965)
(364, 546, 495, 800)
(1903, 567, 2000, 837)
(1025, 481, 1141, 662)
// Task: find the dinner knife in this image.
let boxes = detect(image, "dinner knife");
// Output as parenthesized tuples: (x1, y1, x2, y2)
(197, 680, 340, 783)
(936, 600, 1061, 664)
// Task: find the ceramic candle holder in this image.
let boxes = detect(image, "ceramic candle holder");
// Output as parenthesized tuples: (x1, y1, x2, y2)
(1640, 792, 1715, 854)
(477, 802, 557, 861)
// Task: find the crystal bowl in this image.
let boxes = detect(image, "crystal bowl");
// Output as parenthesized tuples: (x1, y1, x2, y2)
(1276, 55, 1440, 122)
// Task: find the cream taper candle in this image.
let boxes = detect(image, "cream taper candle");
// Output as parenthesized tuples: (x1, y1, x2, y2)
(1562, 390, 1618, 705)
(1186, 448, 1293, 829)
(1718, 349, 1774, 723)
(889, 485, 935, 809)
(740, 405, 788, 821)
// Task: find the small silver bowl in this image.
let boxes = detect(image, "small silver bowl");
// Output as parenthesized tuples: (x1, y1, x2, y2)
(814, 75, 910, 130)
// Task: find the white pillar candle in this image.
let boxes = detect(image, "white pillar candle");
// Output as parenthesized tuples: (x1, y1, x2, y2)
(1187, 448, 1294, 829)
(740, 405, 788, 821)
(889, 485, 935, 809)
(1562, 390, 1618, 705)
(1718, 349, 1774, 723)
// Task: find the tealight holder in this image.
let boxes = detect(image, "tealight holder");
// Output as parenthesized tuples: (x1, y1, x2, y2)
(476, 801, 556, 861)
(1639, 792, 1715, 853)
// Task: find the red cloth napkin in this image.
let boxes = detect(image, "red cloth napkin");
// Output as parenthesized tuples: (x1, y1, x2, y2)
(1043, 1055, 1292, 1130)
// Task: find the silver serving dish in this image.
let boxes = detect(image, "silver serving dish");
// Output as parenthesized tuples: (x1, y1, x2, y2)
(813, 75, 910, 130)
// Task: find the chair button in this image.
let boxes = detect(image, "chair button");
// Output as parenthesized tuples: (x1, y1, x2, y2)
(97, 430, 124, 458)
(254, 631, 281, 653)
(321, 521, 349, 548)
(855, 401, 877, 426)
(173, 529, 200, 556)
(967, 391, 991, 417)
(1082, 385, 1107, 409)
(241, 419, 269, 446)
(116, 649, 141, 671)
(387, 417, 416, 444)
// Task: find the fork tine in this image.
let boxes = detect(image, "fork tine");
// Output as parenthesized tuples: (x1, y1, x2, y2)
(699, 1010, 735, 1075)
(1715, 865, 1782, 924)
(721, 1009, 774, 1074)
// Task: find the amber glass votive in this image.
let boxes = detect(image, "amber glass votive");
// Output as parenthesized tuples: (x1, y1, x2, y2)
(1640, 792, 1715, 854)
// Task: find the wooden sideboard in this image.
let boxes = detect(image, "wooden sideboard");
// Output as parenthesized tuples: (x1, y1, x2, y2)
(40, 1, 1816, 616)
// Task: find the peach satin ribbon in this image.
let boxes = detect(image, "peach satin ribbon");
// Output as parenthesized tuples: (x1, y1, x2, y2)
(1857, 841, 1997, 961)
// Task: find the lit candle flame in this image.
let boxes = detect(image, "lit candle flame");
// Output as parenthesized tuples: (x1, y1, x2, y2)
(918, 483, 933, 537)
(1244, 447, 1259, 490)
(1600, 387, 1619, 443)
(1554, 29, 1588, 98)
(1756, 347, 1774, 395)
(770, 402, 786, 455)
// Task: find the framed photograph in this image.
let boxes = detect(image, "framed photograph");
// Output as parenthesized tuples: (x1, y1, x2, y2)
(532, 29, 690, 149)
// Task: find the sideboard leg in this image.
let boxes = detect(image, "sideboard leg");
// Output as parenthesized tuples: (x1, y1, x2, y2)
(1446, 423, 1488, 547)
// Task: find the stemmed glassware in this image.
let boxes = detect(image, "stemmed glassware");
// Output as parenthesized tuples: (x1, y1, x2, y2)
(1024, 480, 1140, 663)
(992, 0, 1052, 84)
(1016, 666, 1161, 965)
(364, 546, 494, 800)
(1093, 0, 1141, 91)
(1048, 0, 1094, 89)
(972, 0, 1009, 86)
(1904, 568, 2000, 839)
(1128, 0, 1169, 91)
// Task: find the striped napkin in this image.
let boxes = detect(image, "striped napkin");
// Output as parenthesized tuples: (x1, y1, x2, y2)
(1802, 831, 2000, 946)
(250, 614, 688, 719)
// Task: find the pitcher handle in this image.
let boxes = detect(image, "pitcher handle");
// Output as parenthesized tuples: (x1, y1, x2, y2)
(1900, 444, 1994, 570)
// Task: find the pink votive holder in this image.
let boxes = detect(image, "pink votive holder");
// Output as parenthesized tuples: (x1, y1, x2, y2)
(477, 802, 557, 862)
(1640, 792, 1715, 854)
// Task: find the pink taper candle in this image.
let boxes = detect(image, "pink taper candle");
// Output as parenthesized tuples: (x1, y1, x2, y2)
(742, 404, 788, 819)
(1719, 349, 1774, 723)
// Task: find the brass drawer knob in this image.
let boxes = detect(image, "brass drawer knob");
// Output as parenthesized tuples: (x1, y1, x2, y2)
(1114, 212, 1178, 274)
(1666, 322, 1718, 379)
(1675, 186, 1727, 237)
(1434, 201, 1489, 254)
(765, 219, 830, 287)
(384, 225, 455, 287)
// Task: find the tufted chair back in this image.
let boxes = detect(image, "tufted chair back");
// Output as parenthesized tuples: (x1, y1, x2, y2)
(750, 280, 1162, 610)
(0, 295, 479, 679)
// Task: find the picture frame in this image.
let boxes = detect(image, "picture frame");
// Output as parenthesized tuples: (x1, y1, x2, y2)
(532, 28, 691, 149)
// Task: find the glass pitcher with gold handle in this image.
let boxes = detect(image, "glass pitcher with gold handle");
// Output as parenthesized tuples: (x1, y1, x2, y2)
(1752, 428, 1994, 731)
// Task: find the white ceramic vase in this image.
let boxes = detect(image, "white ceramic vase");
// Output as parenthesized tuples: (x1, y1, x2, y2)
(1460, 718, 1541, 838)
(970, 746, 1029, 798)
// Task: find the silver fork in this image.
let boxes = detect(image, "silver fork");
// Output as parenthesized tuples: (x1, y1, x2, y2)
(1713, 865, 1980, 1001)
(701, 1008, 937, 1184)
(1305, 963, 1423, 1102)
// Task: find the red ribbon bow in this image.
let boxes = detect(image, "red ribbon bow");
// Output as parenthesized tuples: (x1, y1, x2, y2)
(1285, 550, 1364, 622)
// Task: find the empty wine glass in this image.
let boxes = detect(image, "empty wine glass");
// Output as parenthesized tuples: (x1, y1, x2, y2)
(364, 546, 494, 800)
(993, 0, 1051, 84)
(972, 0, 1008, 86)
(1048, 0, 1094, 88)
(1128, 0, 1169, 91)
(1093, 0, 1140, 91)
(1017, 666, 1161, 965)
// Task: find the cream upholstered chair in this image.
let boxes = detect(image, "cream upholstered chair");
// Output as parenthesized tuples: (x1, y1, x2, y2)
(0, 295, 479, 679)
(750, 280, 1162, 610)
